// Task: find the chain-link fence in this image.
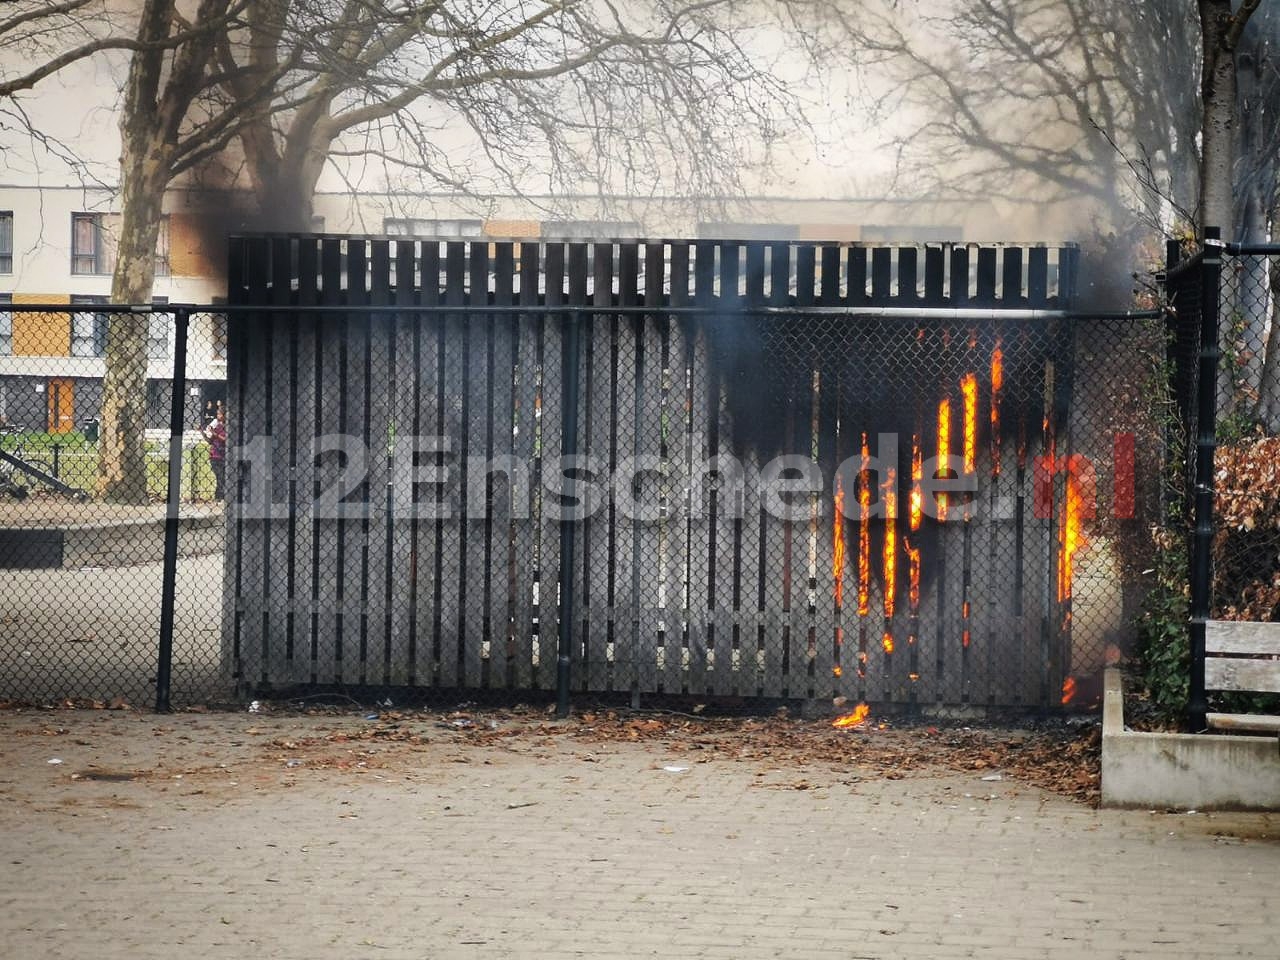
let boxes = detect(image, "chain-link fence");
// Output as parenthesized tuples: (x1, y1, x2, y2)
(1162, 234, 1280, 727)
(0, 237, 1167, 714)
(1210, 243, 1280, 625)
(0, 302, 226, 707)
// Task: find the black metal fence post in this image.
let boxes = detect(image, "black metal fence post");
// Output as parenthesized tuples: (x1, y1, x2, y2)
(555, 309, 583, 718)
(155, 306, 191, 713)
(1188, 228, 1223, 732)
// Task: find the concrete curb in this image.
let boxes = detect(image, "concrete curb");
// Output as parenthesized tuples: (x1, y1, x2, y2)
(0, 514, 223, 569)
(1101, 666, 1280, 810)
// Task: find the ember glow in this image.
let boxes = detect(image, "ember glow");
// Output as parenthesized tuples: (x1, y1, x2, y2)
(1061, 676, 1077, 705)
(909, 435, 924, 532)
(961, 373, 978, 475)
(833, 473, 847, 610)
(857, 433, 872, 618)
(832, 702, 871, 728)
(936, 399, 951, 520)
(906, 539, 921, 609)
(1057, 465, 1085, 604)
(882, 463, 897, 655)
(990, 342, 1004, 476)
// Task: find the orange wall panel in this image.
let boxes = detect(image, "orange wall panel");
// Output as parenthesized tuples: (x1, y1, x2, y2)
(11, 293, 70, 356)
(483, 220, 541, 238)
(169, 213, 221, 278)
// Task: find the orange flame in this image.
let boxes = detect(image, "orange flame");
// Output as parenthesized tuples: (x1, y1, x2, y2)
(832, 703, 871, 728)
(1057, 465, 1084, 604)
(990, 343, 1004, 476)
(906, 539, 921, 609)
(909, 435, 923, 532)
(833, 665, 843, 677)
(833, 474, 846, 609)
(883, 466, 897, 618)
(1061, 676, 1077, 705)
(936, 399, 951, 521)
(857, 434, 872, 617)
(961, 373, 978, 475)
(882, 633, 895, 654)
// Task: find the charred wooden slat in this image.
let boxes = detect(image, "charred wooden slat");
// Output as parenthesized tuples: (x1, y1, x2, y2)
(510, 242, 541, 689)
(267, 237, 297, 683)
(924, 245, 945, 305)
(340, 237, 369, 686)
(462, 241, 490, 688)
(387, 239, 417, 684)
(437, 241, 467, 689)
(291, 238, 319, 685)
(362, 240, 393, 686)
(535, 244, 565, 690)
(897, 246, 918, 305)
(311, 237, 345, 685)
(871, 247, 892, 301)
(485, 242, 517, 689)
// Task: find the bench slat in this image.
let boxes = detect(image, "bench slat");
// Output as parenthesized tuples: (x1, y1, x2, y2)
(1205, 657, 1280, 695)
(1206, 619, 1280, 655)
(1206, 712, 1280, 734)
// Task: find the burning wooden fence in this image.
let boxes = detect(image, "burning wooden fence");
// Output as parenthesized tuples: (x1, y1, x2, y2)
(222, 235, 1147, 708)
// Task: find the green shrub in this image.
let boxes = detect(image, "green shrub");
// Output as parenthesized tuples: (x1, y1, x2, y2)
(1136, 525, 1189, 720)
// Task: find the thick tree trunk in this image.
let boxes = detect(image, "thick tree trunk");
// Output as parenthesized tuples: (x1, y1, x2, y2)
(1199, 0, 1242, 424)
(1198, 0, 1237, 237)
(1255, 259, 1280, 433)
(97, 152, 166, 503)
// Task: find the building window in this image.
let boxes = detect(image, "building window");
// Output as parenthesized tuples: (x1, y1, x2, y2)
(0, 294, 11, 355)
(72, 213, 107, 275)
(384, 218, 483, 238)
(70, 295, 109, 357)
(0, 213, 12, 273)
(149, 297, 169, 359)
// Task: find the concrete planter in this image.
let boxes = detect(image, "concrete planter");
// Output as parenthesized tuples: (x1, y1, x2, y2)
(1101, 667, 1280, 811)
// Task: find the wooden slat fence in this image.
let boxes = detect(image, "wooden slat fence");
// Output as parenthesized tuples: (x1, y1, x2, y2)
(224, 235, 1091, 706)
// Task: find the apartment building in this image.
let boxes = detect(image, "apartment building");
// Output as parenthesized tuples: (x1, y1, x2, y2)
(0, 186, 229, 433)
(1, 173, 1070, 438)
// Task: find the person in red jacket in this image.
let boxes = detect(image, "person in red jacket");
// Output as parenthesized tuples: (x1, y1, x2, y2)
(202, 403, 227, 501)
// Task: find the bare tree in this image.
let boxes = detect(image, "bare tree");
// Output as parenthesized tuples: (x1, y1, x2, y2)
(201, 1, 808, 231)
(2, 0, 821, 500)
(823, 1, 1202, 235)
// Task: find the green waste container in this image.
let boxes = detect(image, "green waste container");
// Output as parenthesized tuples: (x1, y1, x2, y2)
(83, 418, 99, 443)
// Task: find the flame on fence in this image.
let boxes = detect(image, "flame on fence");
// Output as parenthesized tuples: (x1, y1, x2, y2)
(906, 539, 921, 610)
(909, 435, 924, 532)
(832, 702, 871, 728)
(882, 463, 897, 654)
(857, 433, 872, 618)
(1057, 465, 1085, 605)
(961, 373, 978, 475)
(833, 473, 847, 610)
(936, 399, 951, 521)
(1061, 676, 1077, 705)
(990, 342, 1004, 476)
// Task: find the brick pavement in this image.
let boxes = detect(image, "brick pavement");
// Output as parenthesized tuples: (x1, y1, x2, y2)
(0, 711, 1276, 960)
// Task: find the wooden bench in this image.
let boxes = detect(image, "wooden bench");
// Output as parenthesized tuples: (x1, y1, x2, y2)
(1205, 619, 1280, 734)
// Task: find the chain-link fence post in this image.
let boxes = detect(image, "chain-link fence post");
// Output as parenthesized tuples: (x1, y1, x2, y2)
(155, 305, 191, 713)
(1188, 229, 1223, 731)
